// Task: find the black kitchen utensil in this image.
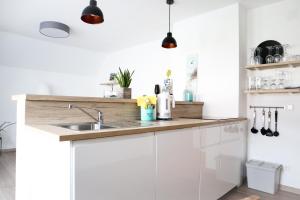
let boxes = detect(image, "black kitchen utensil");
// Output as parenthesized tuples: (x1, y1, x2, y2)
(266, 109, 273, 137)
(261, 109, 267, 135)
(251, 109, 258, 134)
(254, 40, 283, 64)
(274, 109, 279, 137)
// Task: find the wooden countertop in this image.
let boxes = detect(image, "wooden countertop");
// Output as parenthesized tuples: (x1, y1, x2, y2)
(12, 94, 204, 105)
(30, 118, 247, 142)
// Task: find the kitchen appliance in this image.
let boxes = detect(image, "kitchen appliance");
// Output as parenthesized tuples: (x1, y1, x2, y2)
(157, 87, 175, 120)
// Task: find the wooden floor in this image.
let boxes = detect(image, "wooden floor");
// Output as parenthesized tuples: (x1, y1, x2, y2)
(221, 185, 300, 200)
(0, 151, 15, 200)
(0, 151, 299, 200)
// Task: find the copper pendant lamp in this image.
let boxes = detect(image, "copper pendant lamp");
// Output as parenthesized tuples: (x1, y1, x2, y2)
(162, 0, 177, 48)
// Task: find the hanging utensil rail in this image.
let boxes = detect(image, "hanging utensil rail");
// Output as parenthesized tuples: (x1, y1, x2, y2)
(249, 105, 284, 110)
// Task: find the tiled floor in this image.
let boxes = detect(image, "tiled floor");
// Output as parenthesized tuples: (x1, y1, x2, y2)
(0, 151, 299, 200)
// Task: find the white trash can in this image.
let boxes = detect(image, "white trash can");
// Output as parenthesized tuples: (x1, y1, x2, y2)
(246, 160, 282, 194)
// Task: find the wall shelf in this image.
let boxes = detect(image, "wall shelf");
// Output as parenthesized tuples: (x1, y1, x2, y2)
(99, 81, 117, 86)
(245, 60, 300, 70)
(245, 88, 300, 94)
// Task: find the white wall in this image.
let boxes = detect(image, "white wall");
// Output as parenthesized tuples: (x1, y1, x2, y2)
(100, 4, 244, 119)
(247, 0, 300, 189)
(0, 32, 104, 149)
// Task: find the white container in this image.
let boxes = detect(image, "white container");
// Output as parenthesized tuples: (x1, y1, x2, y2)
(246, 160, 282, 194)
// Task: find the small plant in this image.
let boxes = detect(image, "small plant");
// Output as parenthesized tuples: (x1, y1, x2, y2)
(115, 67, 135, 88)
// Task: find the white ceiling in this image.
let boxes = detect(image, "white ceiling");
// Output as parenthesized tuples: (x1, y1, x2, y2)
(0, 0, 283, 53)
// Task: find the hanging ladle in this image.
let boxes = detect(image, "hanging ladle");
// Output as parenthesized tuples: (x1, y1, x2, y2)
(273, 109, 279, 137)
(260, 109, 266, 135)
(251, 109, 258, 134)
(266, 109, 273, 137)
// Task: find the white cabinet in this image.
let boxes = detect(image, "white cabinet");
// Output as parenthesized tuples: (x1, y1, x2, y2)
(199, 126, 223, 200)
(156, 128, 201, 200)
(218, 124, 243, 195)
(72, 133, 156, 200)
(199, 122, 247, 200)
(70, 121, 247, 200)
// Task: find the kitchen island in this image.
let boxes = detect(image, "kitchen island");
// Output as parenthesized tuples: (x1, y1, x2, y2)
(13, 95, 247, 200)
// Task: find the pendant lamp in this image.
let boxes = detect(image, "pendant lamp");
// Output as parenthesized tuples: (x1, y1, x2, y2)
(162, 0, 177, 48)
(81, 0, 104, 24)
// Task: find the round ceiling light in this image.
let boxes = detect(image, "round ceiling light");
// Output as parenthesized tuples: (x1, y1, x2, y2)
(39, 21, 70, 38)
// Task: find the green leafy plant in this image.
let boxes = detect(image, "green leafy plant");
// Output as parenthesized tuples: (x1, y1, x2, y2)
(115, 67, 135, 88)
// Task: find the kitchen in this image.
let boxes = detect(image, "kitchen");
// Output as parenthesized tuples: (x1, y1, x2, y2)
(0, 0, 300, 200)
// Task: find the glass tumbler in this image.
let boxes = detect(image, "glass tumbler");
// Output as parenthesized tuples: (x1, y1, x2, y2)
(255, 47, 263, 65)
(266, 46, 274, 64)
(274, 45, 283, 63)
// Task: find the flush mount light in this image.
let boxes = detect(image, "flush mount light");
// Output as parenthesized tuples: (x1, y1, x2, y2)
(81, 0, 104, 24)
(39, 21, 70, 38)
(162, 0, 177, 49)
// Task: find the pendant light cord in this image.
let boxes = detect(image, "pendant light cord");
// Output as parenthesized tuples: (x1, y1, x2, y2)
(168, 4, 171, 32)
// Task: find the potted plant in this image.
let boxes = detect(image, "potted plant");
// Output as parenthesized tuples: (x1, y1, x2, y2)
(115, 67, 135, 99)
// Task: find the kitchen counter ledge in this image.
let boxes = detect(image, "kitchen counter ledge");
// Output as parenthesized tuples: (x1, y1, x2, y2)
(30, 118, 247, 142)
(12, 94, 204, 105)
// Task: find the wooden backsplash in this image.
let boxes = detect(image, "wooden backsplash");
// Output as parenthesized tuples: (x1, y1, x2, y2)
(21, 95, 203, 125)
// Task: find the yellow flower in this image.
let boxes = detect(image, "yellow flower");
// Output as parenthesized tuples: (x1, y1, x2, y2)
(137, 96, 157, 109)
(166, 69, 172, 78)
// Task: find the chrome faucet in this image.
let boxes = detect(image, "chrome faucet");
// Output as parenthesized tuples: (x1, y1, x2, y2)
(68, 104, 103, 127)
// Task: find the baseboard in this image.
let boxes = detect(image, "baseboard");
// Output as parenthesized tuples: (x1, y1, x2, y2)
(244, 178, 300, 195)
(280, 184, 300, 195)
(0, 148, 16, 152)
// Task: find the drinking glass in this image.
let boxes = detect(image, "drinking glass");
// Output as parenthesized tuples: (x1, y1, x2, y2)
(276, 71, 286, 89)
(254, 47, 263, 65)
(270, 76, 277, 89)
(248, 76, 256, 90)
(261, 77, 270, 89)
(282, 44, 290, 62)
(249, 48, 256, 65)
(274, 45, 283, 63)
(255, 76, 262, 90)
(266, 46, 274, 64)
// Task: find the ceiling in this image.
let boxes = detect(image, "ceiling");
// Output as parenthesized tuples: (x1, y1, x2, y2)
(0, 0, 283, 53)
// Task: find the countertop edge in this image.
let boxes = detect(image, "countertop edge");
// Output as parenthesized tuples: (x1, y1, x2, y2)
(29, 118, 247, 142)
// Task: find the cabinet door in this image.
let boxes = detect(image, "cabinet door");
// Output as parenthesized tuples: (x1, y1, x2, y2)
(156, 128, 201, 200)
(199, 126, 223, 200)
(72, 133, 155, 200)
(218, 123, 245, 194)
(238, 121, 248, 179)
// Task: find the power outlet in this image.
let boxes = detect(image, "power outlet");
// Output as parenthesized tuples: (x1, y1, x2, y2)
(284, 105, 294, 111)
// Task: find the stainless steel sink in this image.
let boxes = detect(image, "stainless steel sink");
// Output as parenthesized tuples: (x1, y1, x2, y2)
(55, 122, 115, 131)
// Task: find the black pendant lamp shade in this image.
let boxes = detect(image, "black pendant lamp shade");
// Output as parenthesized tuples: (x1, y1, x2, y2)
(81, 0, 104, 24)
(162, 32, 177, 48)
(162, 0, 177, 49)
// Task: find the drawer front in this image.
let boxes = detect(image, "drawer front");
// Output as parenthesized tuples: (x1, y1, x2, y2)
(200, 126, 221, 147)
(221, 123, 240, 142)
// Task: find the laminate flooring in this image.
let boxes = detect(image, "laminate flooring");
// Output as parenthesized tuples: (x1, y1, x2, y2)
(0, 151, 299, 200)
(0, 151, 15, 200)
(221, 185, 300, 200)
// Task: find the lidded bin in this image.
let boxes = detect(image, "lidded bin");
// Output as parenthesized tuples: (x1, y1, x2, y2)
(246, 160, 282, 194)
